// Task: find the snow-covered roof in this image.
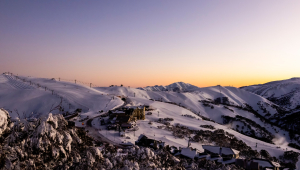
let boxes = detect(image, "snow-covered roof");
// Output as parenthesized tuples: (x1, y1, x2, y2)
(271, 161, 281, 167)
(197, 154, 209, 159)
(137, 134, 146, 140)
(218, 158, 236, 164)
(111, 110, 125, 114)
(252, 160, 272, 167)
(232, 149, 240, 155)
(202, 145, 239, 155)
(202, 145, 220, 154)
(180, 147, 198, 159)
(125, 106, 144, 109)
(252, 159, 280, 168)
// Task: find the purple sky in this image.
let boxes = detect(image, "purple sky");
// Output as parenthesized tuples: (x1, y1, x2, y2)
(1, 1, 300, 87)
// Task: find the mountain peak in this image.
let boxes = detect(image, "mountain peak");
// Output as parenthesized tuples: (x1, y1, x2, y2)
(138, 82, 199, 92)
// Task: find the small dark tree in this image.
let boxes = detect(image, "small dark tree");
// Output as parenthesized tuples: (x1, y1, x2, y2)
(260, 149, 271, 159)
(289, 131, 296, 140)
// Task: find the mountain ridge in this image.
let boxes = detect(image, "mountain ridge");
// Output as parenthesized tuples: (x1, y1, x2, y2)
(137, 81, 200, 92)
(241, 77, 300, 110)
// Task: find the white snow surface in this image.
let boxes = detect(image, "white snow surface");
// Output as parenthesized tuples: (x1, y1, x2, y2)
(241, 77, 300, 109)
(0, 74, 123, 119)
(0, 109, 9, 135)
(92, 88, 299, 162)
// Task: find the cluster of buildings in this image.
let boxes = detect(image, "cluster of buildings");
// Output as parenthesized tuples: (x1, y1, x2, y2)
(135, 134, 165, 150)
(135, 134, 281, 170)
(101, 105, 281, 170)
(214, 97, 230, 104)
(103, 106, 146, 131)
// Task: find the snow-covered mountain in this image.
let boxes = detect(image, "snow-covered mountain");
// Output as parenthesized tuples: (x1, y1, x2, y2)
(95, 85, 296, 145)
(241, 77, 300, 110)
(0, 74, 123, 119)
(94, 85, 300, 169)
(97, 85, 279, 121)
(240, 78, 300, 134)
(1, 74, 300, 169)
(137, 82, 200, 92)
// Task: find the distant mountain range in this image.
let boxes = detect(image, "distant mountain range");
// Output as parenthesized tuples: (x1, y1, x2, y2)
(138, 78, 300, 111)
(137, 82, 200, 92)
(137, 79, 300, 134)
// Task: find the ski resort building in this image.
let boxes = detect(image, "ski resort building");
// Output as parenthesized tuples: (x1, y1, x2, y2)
(235, 159, 259, 170)
(235, 158, 280, 170)
(109, 106, 145, 121)
(251, 158, 280, 170)
(214, 97, 230, 104)
(125, 106, 146, 120)
(176, 147, 201, 159)
(202, 145, 240, 159)
(107, 106, 146, 128)
(135, 134, 165, 149)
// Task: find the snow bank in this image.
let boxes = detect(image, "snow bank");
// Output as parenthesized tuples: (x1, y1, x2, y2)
(0, 108, 9, 135)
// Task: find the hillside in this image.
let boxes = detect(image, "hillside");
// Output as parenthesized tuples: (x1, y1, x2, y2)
(241, 77, 300, 110)
(96, 85, 279, 122)
(0, 74, 123, 119)
(241, 78, 300, 136)
(91, 87, 300, 169)
(95, 85, 294, 146)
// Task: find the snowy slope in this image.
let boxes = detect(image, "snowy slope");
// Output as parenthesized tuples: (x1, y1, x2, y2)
(0, 74, 123, 119)
(96, 85, 278, 121)
(137, 82, 200, 92)
(94, 86, 293, 145)
(241, 77, 300, 110)
(92, 95, 298, 162)
(240, 78, 300, 138)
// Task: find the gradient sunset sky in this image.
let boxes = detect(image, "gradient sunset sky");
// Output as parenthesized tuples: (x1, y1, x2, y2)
(1, 1, 299, 88)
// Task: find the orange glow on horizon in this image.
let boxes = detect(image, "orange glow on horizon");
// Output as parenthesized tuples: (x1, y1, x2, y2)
(1, 1, 299, 87)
